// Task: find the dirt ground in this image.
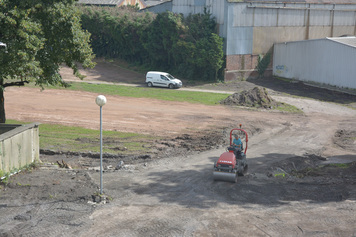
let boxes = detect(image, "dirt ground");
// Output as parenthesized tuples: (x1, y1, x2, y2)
(1, 58, 356, 236)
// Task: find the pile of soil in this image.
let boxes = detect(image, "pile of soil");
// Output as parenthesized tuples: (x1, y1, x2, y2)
(269, 155, 356, 182)
(269, 154, 326, 175)
(220, 87, 278, 109)
(294, 161, 356, 180)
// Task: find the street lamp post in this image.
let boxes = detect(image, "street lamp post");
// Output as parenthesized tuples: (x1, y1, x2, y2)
(95, 95, 107, 195)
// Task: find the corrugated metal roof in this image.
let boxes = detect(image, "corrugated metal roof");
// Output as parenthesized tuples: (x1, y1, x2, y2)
(229, 0, 356, 3)
(327, 36, 356, 48)
(144, 0, 170, 7)
(77, 0, 121, 5)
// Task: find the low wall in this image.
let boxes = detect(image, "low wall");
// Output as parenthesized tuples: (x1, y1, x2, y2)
(225, 54, 273, 81)
(0, 123, 40, 175)
(224, 68, 272, 81)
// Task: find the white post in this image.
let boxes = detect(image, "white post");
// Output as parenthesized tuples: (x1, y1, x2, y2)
(95, 95, 107, 195)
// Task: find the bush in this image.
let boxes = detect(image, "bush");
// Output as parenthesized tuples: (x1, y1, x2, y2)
(80, 7, 224, 81)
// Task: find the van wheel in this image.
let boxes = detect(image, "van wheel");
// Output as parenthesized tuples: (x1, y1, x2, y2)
(168, 84, 174, 89)
(147, 82, 153, 87)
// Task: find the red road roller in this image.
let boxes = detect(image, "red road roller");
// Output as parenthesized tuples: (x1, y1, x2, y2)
(213, 125, 248, 183)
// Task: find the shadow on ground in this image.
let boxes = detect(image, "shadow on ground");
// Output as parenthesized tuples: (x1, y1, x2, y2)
(248, 77, 356, 106)
(123, 153, 356, 209)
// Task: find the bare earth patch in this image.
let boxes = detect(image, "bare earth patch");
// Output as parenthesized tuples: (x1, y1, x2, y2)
(1, 59, 356, 236)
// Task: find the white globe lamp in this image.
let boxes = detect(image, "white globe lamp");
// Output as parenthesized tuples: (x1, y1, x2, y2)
(96, 95, 107, 107)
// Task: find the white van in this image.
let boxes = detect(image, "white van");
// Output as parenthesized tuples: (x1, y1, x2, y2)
(145, 71, 182, 89)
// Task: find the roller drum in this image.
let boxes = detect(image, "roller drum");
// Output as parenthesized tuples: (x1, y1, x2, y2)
(213, 171, 237, 183)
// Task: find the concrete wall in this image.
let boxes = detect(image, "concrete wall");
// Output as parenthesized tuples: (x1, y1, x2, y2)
(0, 123, 40, 175)
(273, 37, 356, 89)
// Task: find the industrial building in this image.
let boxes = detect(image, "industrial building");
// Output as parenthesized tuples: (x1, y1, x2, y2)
(274, 36, 356, 89)
(146, 0, 356, 81)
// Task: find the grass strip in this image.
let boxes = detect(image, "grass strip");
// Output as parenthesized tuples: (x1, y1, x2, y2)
(42, 82, 231, 106)
(276, 103, 303, 113)
(6, 120, 159, 155)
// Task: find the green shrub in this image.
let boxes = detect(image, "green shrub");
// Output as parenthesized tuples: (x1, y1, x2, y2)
(80, 7, 224, 81)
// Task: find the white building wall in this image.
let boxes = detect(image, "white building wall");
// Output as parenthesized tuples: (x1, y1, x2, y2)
(273, 38, 356, 89)
(334, 11, 355, 26)
(277, 8, 305, 26)
(227, 4, 253, 54)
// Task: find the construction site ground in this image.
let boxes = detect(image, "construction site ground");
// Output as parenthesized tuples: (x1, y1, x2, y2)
(1, 58, 356, 236)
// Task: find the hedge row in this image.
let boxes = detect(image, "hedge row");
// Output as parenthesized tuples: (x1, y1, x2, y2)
(80, 7, 224, 81)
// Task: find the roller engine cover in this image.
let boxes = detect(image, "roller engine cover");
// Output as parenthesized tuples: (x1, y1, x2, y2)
(216, 151, 236, 168)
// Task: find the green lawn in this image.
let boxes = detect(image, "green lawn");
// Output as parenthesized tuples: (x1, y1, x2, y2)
(45, 82, 231, 106)
(6, 120, 160, 155)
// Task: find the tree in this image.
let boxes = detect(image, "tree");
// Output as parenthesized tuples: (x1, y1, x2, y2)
(257, 50, 272, 78)
(80, 7, 224, 81)
(0, 0, 95, 123)
(141, 12, 185, 69)
(172, 12, 223, 81)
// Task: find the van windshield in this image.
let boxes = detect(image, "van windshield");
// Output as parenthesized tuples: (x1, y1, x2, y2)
(166, 74, 175, 80)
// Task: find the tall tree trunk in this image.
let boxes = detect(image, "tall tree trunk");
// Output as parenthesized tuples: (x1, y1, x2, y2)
(0, 89, 5, 123)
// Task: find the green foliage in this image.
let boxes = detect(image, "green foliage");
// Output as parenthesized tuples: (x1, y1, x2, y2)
(142, 12, 183, 68)
(80, 6, 152, 63)
(326, 163, 349, 168)
(0, 168, 18, 185)
(0, 170, 5, 179)
(80, 7, 224, 81)
(276, 103, 303, 114)
(257, 51, 271, 78)
(0, 0, 95, 122)
(184, 10, 217, 40)
(0, 0, 95, 85)
(274, 173, 285, 178)
(0, 172, 10, 185)
(49, 193, 57, 199)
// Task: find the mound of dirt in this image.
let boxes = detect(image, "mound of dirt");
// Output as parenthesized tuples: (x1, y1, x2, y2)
(270, 154, 327, 174)
(220, 87, 278, 109)
(295, 161, 356, 179)
(269, 154, 356, 182)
